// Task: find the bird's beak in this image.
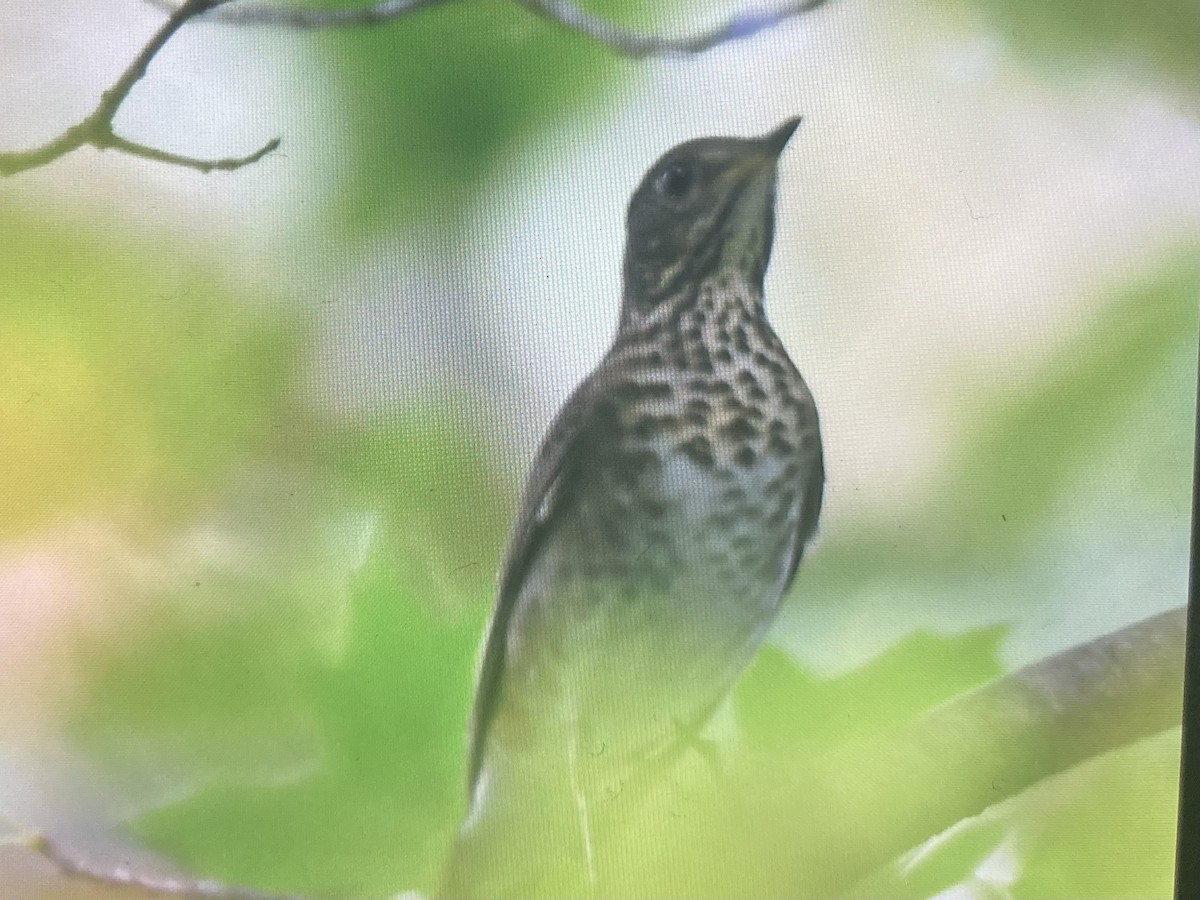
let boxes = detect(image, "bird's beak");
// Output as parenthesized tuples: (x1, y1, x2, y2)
(760, 116, 802, 158)
(711, 118, 801, 273)
(722, 117, 803, 186)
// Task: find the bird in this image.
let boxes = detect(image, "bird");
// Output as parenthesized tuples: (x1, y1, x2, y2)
(442, 118, 824, 899)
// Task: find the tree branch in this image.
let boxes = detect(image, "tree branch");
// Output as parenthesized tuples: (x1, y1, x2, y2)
(0, 0, 280, 176)
(146, 0, 832, 57)
(795, 604, 1187, 895)
(598, 605, 1188, 898)
(512, 0, 831, 57)
(4, 0, 829, 175)
(147, 0, 454, 29)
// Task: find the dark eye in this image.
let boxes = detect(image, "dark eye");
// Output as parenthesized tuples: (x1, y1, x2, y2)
(656, 163, 695, 201)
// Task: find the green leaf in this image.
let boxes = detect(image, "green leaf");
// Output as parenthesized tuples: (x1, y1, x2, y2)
(1011, 730, 1182, 900)
(736, 625, 1009, 756)
(845, 820, 1011, 900)
(315, 413, 513, 615)
(66, 418, 508, 895)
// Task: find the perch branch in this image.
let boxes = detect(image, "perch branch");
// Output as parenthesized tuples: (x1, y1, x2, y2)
(681, 605, 1189, 898)
(824, 604, 1186, 888)
(0, 0, 280, 176)
(146, 0, 832, 57)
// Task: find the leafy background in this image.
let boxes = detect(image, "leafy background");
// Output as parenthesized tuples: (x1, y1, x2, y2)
(0, 0, 1196, 897)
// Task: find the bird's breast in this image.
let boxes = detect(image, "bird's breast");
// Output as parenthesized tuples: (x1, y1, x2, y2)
(498, 298, 821, 761)
(558, 342, 814, 631)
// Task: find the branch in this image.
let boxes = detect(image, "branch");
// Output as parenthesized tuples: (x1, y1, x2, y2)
(439, 607, 1187, 897)
(0, 0, 280, 176)
(146, 0, 832, 57)
(513, 0, 831, 57)
(5, 0, 828, 175)
(147, 0, 453, 28)
(606, 606, 1189, 898)
(791, 604, 1187, 894)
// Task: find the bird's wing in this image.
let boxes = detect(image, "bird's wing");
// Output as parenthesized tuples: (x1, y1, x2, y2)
(466, 370, 608, 795)
(780, 425, 825, 595)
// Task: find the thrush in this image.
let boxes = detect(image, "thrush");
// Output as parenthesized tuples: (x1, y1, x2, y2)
(444, 118, 824, 898)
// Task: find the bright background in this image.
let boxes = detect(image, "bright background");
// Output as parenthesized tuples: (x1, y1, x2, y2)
(0, 0, 1196, 897)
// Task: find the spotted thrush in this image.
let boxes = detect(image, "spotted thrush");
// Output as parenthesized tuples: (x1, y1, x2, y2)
(447, 118, 824, 897)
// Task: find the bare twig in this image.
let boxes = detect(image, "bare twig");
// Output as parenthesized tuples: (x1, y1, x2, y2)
(147, 0, 453, 28)
(146, 0, 831, 57)
(512, 0, 831, 57)
(5, 0, 828, 176)
(0, 0, 280, 176)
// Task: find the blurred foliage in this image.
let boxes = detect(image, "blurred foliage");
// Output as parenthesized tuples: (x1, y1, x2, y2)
(940, 0, 1199, 88)
(63, 412, 510, 894)
(853, 730, 1182, 900)
(57, 252, 1195, 897)
(787, 252, 1198, 604)
(1011, 729, 1181, 899)
(941, 258, 1198, 537)
(0, 201, 298, 536)
(309, 0, 652, 232)
(768, 253, 1194, 897)
(0, 192, 509, 894)
(309, 413, 512, 614)
(736, 627, 1008, 755)
(74, 528, 485, 895)
(1, 0, 1195, 895)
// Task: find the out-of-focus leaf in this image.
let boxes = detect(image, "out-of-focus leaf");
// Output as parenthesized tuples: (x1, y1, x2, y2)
(313, 0, 653, 233)
(846, 820, 1011, 900)
(736, 626, 1009, 756)
(0, 202, 298, 535)
(939, 258, 1199, 544)
(123, 546, 482, 895)
(68, 592, 326, 791)
(67, 430, 504, 895)
(863, 729, 1183, 900)
(1011, 730, 1181, 900)
(313, 413, 513, 615)
(951, 0, 1198, 87)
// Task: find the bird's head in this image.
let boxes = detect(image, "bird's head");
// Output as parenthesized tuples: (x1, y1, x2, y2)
(621, 117, 800, 321)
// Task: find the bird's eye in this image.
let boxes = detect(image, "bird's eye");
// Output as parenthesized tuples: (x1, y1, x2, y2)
(656, 163, 695, 201)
